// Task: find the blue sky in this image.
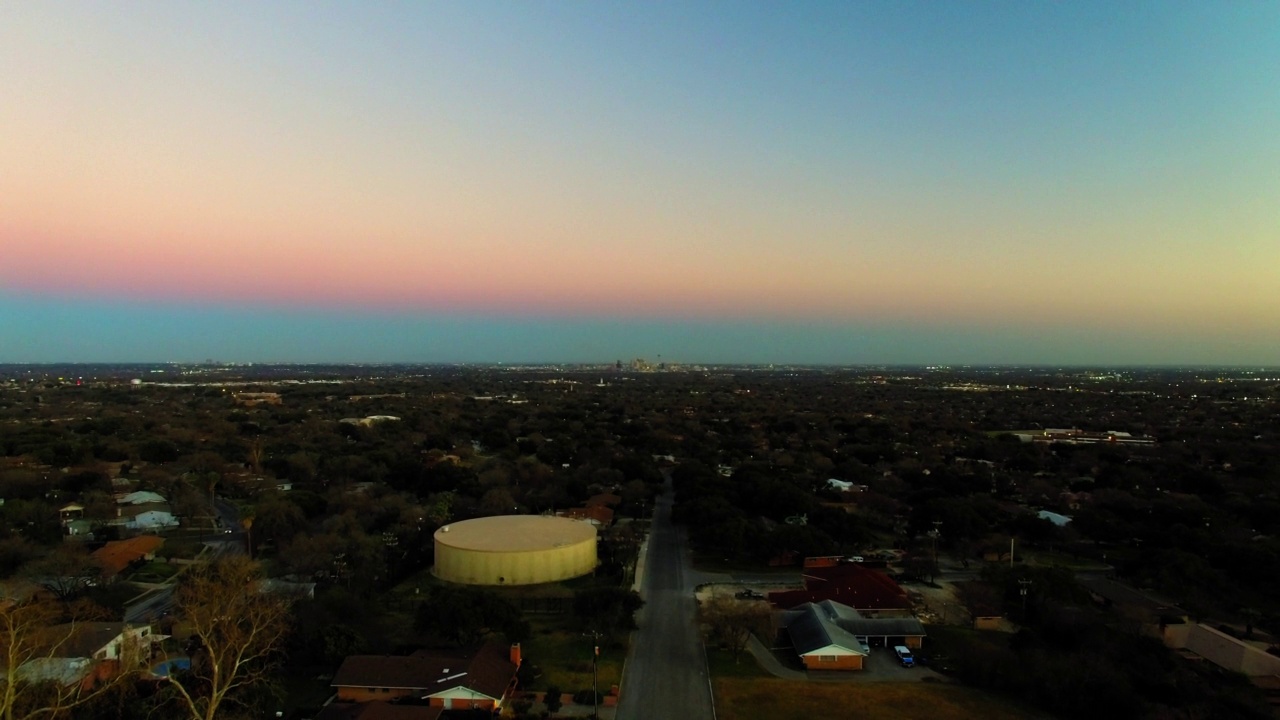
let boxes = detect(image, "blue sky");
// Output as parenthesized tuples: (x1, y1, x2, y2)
(1, 1, 1277, 364)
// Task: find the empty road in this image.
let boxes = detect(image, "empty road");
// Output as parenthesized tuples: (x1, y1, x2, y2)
(616, 476, 715, 720)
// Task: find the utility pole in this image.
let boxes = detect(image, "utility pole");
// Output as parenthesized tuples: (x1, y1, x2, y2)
(930, 521, 943, 584)
(584, 629, 602, 720)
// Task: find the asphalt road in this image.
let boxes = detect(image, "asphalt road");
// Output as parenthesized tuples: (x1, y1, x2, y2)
(615, 478, 715, 720)
(211, 496, 247, 555)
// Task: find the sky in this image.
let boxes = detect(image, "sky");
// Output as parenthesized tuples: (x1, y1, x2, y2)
(2, 1, 1278, 365)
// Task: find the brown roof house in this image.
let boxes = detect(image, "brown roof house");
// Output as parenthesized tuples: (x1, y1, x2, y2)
(769, 563, 913, 617)
(91, 535, 164, 579)
(332, 642, 521, 713)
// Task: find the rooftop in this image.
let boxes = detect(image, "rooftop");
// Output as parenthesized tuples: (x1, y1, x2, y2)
(434, 515, 595, 552)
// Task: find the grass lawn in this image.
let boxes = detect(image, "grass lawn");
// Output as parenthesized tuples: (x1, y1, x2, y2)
(128, 560, 180, 583)
(520, 619, 624, 693)
(706, 647, 768, 678)
(280, 665, 335, 718)
(713, 679, 1039, 720)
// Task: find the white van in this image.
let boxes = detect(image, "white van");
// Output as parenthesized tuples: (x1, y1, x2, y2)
(893, 645, 915, 668)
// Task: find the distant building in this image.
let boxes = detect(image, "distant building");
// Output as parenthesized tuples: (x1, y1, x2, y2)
(1014, 429, 1155, 446)
(233, 392, 282, 406)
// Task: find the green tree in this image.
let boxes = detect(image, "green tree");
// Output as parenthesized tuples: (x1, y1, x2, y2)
(413, 587, 528, 646)
(572, 587, 644, 633)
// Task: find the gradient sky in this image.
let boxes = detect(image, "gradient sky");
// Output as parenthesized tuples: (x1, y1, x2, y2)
(2, 1, 1278, 364)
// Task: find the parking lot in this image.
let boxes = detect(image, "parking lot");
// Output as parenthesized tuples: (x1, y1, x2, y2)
(855, 645, 946, 681)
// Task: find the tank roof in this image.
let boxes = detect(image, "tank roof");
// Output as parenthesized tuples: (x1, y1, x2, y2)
(434, 515, 596, 551)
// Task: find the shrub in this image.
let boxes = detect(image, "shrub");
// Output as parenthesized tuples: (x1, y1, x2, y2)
(543, 685, 561, 713)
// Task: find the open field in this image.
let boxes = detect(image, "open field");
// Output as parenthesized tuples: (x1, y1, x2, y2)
(713, 678, 1040, 720)
(706, 647, 768, 678)
(521, 625, 624, 693)
(522, 616, 626, 693)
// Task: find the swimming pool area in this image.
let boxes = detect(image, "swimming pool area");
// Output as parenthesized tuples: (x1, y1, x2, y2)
(150, 657, 191, 677)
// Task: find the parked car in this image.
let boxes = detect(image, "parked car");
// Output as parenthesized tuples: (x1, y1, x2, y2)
(893, 645, 915, 668)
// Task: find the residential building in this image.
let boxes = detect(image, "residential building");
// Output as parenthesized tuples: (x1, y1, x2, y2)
(331, 642, 521, 712)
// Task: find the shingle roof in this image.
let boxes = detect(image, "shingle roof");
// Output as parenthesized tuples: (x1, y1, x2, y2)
(780, 600, 925, 656)
(769, 564, 911, 611)
(586, 493, 621, 507)
(779, 602, 866, 657)
(836, 614, 927, 638)
(44, 622, 139, 659)
(332, 656, 439, 692)
(333, 642, 517, 701)
(90, 535, 164, 576)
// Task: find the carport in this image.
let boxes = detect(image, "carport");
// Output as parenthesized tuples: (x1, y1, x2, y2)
(841, 616, 927, 649)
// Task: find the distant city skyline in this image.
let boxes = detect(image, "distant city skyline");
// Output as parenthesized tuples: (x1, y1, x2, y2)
(2, 3, 1277, 365)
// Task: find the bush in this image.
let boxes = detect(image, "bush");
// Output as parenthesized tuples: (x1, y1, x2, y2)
(543, 685, 561, 713)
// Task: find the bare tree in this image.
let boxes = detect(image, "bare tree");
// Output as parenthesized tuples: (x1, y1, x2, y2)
(701, 594, 772, 662)
(20, 546, 104, 602)
(0, 600, 140, 720)
(163, 556, 292, 720)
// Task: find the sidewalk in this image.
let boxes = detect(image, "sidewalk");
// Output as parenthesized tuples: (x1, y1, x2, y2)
(746, 634, 805, 680)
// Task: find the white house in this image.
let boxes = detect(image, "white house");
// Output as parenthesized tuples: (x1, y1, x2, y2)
(117, 491, 166, 505)
(110, 503, 179, 531)
(18, 623, 152, 686)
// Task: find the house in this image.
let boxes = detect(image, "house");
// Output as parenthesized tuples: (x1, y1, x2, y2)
(1036, 510, 1072, 527)
(110, 503, 179, 531)
(557, 505, 614, 528)
(91, 535, 165, 578)
(769, 563, 913, 616)
(778, 601, 869, 671)
(116, 491, 167, 506)
(779, 600, 927, 671)
(586, 493, 621, 508)
(19, 623, 152, 688)
(332, 642, 521, 712)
